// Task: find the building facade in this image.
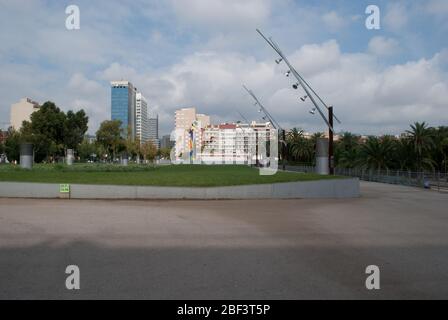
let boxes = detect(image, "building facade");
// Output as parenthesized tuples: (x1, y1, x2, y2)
(201, 121, 274, 164)
(10, 98, 40, 130)
(174, 107, 210, 161)
(160, 134, 174, 149)
(135, 92, 149, 143)
(148, 114, 159, 149)
(172, 107, 273, 164)
(111, 81, 136, 140)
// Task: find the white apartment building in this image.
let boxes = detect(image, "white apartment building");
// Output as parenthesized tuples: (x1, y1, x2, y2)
(135, 92, 149, 143)
(201, 121, 274, 164)
(10, 98, 40, 130)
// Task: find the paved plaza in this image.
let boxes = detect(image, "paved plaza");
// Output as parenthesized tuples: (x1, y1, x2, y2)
(0, 182, 447, 299)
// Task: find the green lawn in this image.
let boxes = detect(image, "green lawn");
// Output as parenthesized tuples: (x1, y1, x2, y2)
(0, 164, 341, 187)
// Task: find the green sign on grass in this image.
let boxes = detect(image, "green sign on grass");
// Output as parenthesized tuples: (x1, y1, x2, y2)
(60, 184, 70, 193)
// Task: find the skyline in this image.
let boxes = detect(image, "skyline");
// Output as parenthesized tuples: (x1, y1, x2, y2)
(1, 0, 447, 136)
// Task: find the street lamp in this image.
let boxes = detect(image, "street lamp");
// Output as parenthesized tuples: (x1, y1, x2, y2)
(256, 28, 341, 174)
(242, 85, 287, 170)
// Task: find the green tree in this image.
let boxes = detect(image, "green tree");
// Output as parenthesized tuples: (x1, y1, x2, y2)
(406, 122, 434, 171)
(286, 127, 304, 143)
(359, 136, 394, 171)
(335, 132, 361, 168)
(158, 147, 171, 159)
(29, 101, 66, 160)
(429, 126, 448, 172)
(141, 140, 157, 162)
(96, 120, 123, 161)
(125, 127, 141, 161)
(4, 127, 21, 163)
(77, 138, 98, 161)
(392, 137, 414, 170)
(63, 110, 89, 150)
(286, 128, 313, 163)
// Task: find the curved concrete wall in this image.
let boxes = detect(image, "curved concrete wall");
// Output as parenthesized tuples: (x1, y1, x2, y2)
(0, 178, 359, 199)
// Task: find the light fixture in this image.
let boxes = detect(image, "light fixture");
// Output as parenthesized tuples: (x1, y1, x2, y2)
(292, 83, 299, 90)
(285, 70, 290, 77)
(300, 95, 308, 102)
(258, 108, 262, 113)
(309, 108, 316, 115)
(275, 58, 283, 64)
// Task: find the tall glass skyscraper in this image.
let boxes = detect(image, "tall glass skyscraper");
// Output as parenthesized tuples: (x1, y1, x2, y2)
(111, 81, 136, 140)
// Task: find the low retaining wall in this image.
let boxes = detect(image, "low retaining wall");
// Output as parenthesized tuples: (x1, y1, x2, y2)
(0, 178, 359, 199)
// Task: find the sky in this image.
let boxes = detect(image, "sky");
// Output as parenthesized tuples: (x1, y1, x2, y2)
(0, 0, 447, 136)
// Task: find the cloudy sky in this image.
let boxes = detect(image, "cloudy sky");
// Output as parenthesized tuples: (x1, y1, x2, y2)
(1, 0, 447, 136)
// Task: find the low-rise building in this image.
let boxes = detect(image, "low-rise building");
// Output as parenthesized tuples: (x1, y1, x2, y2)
(174, 107, 208, 160)
(10, 98, 40, 130)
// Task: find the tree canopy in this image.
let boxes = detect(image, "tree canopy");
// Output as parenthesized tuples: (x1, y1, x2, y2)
(286, 122, 448, 172)
(3, 101, 88, 163)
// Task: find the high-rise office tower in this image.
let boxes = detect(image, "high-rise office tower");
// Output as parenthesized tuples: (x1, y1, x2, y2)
(148, 114, 159, 148)
(135, 92, 149, 143)
(111, 81, 136, 140)
(160, 134, 174, 149)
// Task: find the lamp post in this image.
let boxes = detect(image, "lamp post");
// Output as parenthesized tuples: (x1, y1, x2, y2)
(328, 106, 334, 175)
(242, 85, 287, 170)
(256, 29, 340, 174)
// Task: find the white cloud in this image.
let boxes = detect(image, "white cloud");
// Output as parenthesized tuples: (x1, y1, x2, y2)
(68, 73, 103, 95)
(170, 0, 271, 32)
(384, 2, 408, 32)
(368, 36, 400, 56)
(0, 0, 447, 137)
(425, 0, 448, 15)
(288, 40, 341, 76)
(322, 11, 347, 31)
(92, 42, 448, 136)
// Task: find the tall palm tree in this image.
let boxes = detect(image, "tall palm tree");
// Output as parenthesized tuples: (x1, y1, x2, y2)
(286, 127, 303, 143)
(338, 148, 360, 168)
(392, 137, 414, 171)
(429, 126, 448, 172)
(335, 132, 361, 168)
(340, 132, 360, 151)
(289, 138, 314, 163)
(359, 136, 394, 171)
(406, 122, 434, 171)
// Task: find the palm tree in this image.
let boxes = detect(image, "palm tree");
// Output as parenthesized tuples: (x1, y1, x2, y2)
(286, 128, 315, 163)
(339, 132, 360, 151)
(392, 137, 414, 171)
(359, 136, 394, 171)
(289, 138, 314, 163)
(429, 126, 448, 172)
(406, 122, 434, 171)
(310, 132, 325, 146)
(286, 127, 303, 143)
(335, 132, 361, 168)
(338, 148, 360, 168)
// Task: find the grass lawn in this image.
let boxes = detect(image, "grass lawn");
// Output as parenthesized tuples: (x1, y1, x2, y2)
(0, 163, 342, 187)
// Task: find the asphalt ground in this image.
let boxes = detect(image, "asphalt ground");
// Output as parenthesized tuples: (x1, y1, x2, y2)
(0, 181, 447, 299)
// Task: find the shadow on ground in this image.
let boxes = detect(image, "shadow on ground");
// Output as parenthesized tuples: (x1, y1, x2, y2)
(1, 240, 447, 299)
